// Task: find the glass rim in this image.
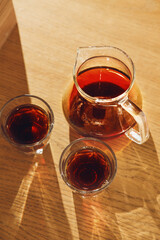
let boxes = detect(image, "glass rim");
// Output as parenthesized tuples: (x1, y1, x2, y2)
(59, 137, 117, 195)
(73, 45, 135, 104)
(0, 94, 54, 148)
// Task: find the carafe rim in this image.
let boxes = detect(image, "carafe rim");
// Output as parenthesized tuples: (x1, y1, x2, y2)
(73, 45, 135, 104)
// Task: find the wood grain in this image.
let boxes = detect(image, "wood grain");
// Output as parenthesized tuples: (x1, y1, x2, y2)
(0, 0, 160, 239)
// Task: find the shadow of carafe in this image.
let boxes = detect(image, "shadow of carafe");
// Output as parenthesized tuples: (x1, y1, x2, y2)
(111, 134, 160, 239)
(70, 129, 160, 239)
(73, 192, 122, 240)
(93, 134, 159, 240)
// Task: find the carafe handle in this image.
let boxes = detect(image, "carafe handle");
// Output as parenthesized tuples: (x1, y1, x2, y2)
(121, 99, 149, 144)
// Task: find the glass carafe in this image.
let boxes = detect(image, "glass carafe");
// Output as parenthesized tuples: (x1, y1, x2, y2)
(62, 46, 149, 144)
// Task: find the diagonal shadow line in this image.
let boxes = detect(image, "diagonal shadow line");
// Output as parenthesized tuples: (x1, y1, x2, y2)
(0, 0, 16, 49)
(0, 19, 32, 240)
(0, 10, 73, 240)
(0, 23, 29, 107)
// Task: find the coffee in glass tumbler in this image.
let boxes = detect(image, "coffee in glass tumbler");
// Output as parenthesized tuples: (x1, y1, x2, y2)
(0, 94, 54, 154)
(59, 138, 117, 196)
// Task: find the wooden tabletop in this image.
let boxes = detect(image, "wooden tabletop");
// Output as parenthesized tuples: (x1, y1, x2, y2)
(0, 0, 160, 239)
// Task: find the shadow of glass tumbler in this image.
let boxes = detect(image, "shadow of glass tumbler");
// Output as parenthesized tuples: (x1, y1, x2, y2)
(0, 94, 54, 154)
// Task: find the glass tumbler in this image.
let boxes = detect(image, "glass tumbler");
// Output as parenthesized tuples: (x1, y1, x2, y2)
(0, 94, 54, 154)
(59, 137, 117, 196)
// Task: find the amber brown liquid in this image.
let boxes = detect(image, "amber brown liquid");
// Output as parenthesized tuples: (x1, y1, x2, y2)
(66, 148, 111, 191)
(68, 65, 135, 138)
(77, 66, 130, 97)
(6, 104, 49, 144)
